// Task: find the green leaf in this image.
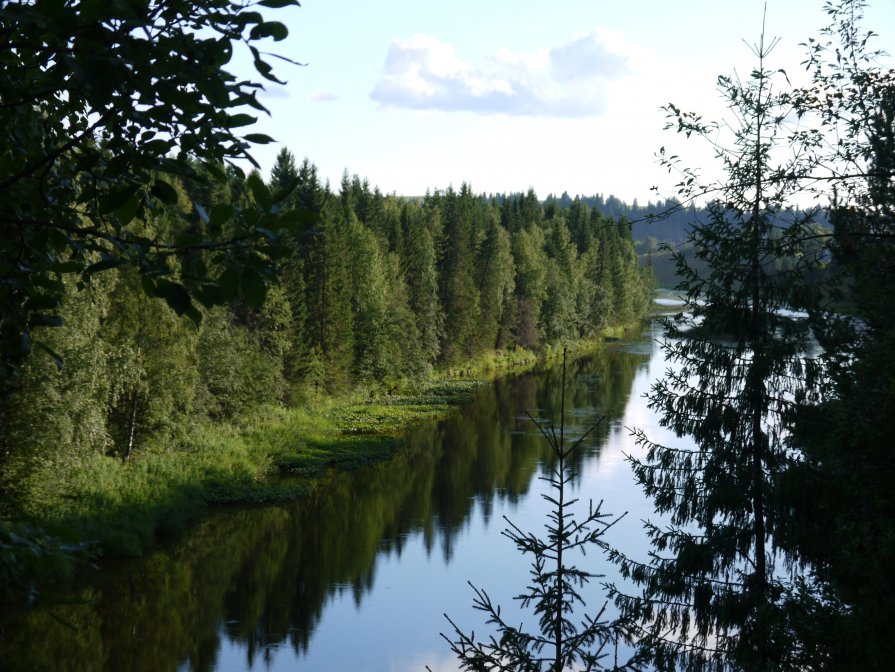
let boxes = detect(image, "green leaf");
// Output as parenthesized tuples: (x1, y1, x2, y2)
(250, 21, 289, 42)
(31, 314, 64, 328)
(236, 10, 264, 25)
(156, 280, 193, 316)
(142, 138, 175, 155)
(24, 295, 60, 311)
(151, 179, 179, 205)
(201, 161, 227, 181)
(99, 184, 140, 214)
(184, 304, 202, 327)
(227, 113, 257, 128)
(244, 133, 276, 144)
(218, 268, 240, 301)
(35, 342, 64, 371)
(209, 203, 235, 227)
(246, 171, 272, 208)
(114, 194, 141, 225)
(258, 0, 299, 8)
(195, 284, 225, 308)
(140, 274, 157, 297)
(48, 228, 70, 253)
(10, 333, 31, 357)
(253, 59, 286, 84)
(204, 77, 230, 107)
(50, 261, 83, 273)
(84, 256, 123, 274)
(240, 268, 267, 308)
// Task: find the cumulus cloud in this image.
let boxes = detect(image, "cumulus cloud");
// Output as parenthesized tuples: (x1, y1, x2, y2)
(550, 31, 628, 81)
(310, 91, 340, 102)
(371, 30, 631, 117)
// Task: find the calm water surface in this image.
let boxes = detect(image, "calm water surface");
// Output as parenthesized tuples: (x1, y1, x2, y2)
(1, 321, 680, 671)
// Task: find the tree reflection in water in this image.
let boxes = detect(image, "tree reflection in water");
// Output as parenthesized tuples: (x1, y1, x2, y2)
(0, 339, 651, 672)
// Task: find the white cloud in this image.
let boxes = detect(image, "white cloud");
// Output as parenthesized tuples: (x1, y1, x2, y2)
(550, 29, 628, 81)
(371, 30, 637, 117)
(310, 91, 340, 102)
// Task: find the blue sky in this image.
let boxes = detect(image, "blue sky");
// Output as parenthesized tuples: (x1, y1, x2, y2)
(237, 0, 895, 203)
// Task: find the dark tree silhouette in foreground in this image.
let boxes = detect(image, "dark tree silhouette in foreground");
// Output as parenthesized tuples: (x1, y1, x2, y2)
(435, 354, 635, 672)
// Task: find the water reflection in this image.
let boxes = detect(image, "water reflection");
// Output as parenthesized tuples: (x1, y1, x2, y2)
(0, 335, 653, 672)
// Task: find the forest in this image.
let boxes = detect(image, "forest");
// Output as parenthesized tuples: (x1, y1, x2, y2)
(0, 0, 651, 595)
(2, 0, 895, 671)
(0, 150, 654, 561)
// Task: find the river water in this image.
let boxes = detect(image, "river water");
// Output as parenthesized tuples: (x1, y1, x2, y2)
(1, 319, 681, 671)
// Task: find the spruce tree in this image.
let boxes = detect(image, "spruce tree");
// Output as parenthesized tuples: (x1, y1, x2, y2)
(401, 202, 444, 364)
(475, 209, 515, 352)
(302, 199, 355, 390)
(270, 147, 299, 196)
(542, 217, 580, 344)
(438, 356, 632, 672)
(511, 225, 549, 349)
(437, 185, 481, 361)
(609, 22, 824, 671)
(296, 158, 325, 214)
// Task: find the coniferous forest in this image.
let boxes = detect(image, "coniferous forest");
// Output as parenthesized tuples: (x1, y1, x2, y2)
(0, 147, 654, 558)
(2, 1, 895, 671)
(1, 153, 655, 444)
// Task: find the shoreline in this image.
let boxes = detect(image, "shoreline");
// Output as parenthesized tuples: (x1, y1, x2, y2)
(1, 320, 647, 606)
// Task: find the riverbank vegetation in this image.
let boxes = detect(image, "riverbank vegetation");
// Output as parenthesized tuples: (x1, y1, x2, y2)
(1, 0, 654, 601)
(0, 348, 651, 670)
(0, 153, 654, 598)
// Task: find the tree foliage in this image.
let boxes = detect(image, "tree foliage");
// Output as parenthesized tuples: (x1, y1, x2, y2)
(610, 3, 895, 670)
(438, 357, 633, 672)
(776, 2, 895, 668)
(0, 0, 303, 388)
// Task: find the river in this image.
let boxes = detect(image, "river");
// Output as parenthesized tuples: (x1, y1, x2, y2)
(0, 319, 679, 671)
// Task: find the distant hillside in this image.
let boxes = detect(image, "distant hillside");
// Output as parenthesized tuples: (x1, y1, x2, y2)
(544, 192, 700, 244)
(480, 191, 829, 251)
(543, 192, 829, 246)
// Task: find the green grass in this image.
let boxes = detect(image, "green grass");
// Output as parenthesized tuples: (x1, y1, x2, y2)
(20, 377, 492, 558)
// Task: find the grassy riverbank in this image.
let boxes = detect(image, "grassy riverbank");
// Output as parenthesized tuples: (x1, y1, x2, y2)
(14, 376, 489, 558)
(2, 328, 639, 602)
